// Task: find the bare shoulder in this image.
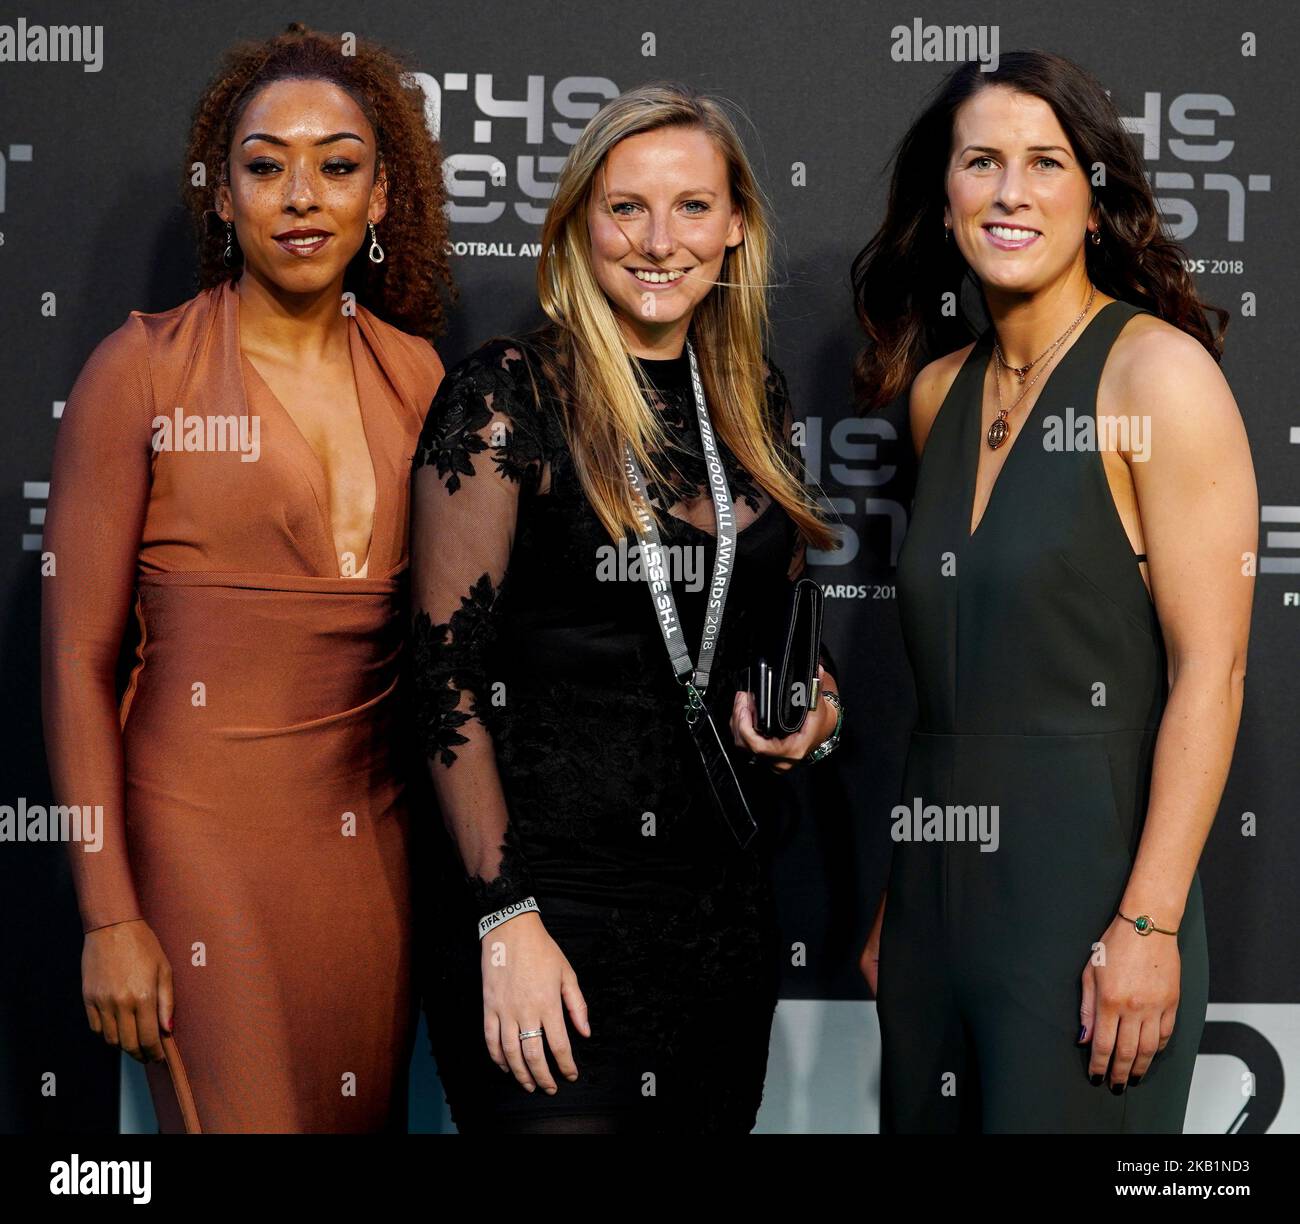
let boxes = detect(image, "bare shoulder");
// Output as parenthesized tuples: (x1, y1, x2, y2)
(909, 342, 975, 458)
(1105, 310, 1240, 437)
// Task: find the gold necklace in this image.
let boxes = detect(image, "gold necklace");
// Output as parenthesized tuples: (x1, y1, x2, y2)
(987, 285, 1096, 450)
(994, 341, 1049, 384)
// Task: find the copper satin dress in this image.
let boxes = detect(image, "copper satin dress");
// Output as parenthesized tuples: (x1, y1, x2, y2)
(41, 276, 444, 1132)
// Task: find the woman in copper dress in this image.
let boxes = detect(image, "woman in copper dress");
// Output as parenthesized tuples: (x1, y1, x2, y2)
(40, 25, 453, 1132)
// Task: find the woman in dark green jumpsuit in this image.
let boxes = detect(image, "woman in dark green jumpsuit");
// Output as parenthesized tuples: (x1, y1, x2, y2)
(883, 299, 1208, 1132)
(852, 52, 1256, 1133)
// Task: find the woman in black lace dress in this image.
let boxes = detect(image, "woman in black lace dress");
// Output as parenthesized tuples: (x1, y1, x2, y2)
(410, 83, 842, 1133)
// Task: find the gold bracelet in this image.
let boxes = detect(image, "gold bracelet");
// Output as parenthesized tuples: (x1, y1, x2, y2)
(1118, 910, 1177, 937)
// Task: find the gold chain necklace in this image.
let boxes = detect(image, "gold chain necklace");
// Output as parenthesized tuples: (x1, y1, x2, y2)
(987, 285, 1096, 450)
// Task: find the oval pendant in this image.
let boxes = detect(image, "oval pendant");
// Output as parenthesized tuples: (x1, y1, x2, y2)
(986, 416, 1011, 450)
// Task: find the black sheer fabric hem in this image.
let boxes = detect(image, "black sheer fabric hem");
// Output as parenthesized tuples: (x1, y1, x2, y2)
(466, 822, 536, 917)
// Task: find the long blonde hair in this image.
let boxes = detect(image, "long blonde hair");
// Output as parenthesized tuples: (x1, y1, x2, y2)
(535, 80, 838, 551)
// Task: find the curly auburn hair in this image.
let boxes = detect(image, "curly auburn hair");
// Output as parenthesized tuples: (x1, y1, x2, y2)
(180, 21, 456, 342)
(851, 50, 1229, 413)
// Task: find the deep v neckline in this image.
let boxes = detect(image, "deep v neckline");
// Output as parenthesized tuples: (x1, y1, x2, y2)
(236, 297, 382, 580)
(964, 300, 1119, 541)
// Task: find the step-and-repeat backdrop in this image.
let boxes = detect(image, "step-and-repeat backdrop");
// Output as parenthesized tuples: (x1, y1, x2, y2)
(2, 1, 1295, 1133)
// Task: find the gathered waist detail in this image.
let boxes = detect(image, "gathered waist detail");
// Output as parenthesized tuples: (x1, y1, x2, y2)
(124, 569, 406, 733)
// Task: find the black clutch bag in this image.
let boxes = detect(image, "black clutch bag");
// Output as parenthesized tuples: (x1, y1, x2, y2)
(746, 577, 825, 738)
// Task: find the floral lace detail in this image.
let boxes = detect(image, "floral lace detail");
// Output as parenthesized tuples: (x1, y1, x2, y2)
(411, 571, 500, 766)
(410, 339, 559, 916)
(483, 670, 705, 847)
(411, 567, 537, 910)
(413, 342, 547, 493)
(466, 819, 536, 914)
(410, 612, 472, 765)
(638, 380, 769, 521)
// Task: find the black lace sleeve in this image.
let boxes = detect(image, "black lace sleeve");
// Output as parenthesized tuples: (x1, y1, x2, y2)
(765, 357, 839, 682)
(410, 340, 546, 919)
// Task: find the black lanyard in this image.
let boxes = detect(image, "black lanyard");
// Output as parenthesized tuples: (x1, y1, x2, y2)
(623, 340, 738, 724)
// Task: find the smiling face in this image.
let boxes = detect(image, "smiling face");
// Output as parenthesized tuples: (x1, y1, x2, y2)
(216, 78, 387, 295)
(944, 85, 1096, 299)
(586, 125, 744, 357)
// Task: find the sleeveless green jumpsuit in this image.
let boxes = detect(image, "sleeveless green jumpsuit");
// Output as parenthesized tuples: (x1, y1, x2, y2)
(880, 299, 1209, 1132)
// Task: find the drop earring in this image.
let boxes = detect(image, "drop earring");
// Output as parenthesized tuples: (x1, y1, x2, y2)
(1089, 228, 1101, 246)
(222, 220, 235, 267)
(367, 221, 385, 264)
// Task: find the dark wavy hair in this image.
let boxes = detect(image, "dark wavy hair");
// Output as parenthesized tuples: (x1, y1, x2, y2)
(851, 49, 1228, 413)
(180, 21, 456, 342)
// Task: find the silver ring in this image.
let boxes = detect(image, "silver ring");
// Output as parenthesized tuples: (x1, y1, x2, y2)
(518, 1028, 544, 1040)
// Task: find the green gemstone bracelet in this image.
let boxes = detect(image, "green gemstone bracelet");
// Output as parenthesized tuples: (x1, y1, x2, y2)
(1118, 910, 1178, 937)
